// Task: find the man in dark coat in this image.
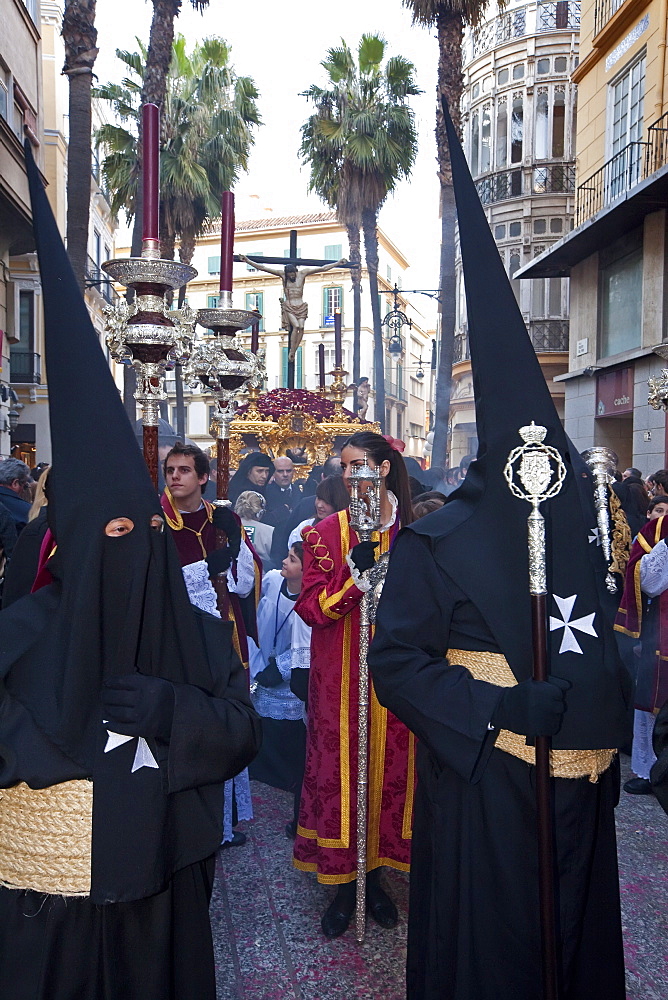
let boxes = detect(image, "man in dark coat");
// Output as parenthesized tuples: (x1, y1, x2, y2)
(611, 466, 648, 536)
(0, 142, 261, 1000)
(368, 106, 631, 1000)
(0, 458, 32, 533)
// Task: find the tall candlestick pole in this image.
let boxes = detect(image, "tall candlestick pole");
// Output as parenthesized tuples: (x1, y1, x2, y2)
(334, 309, 342, 368)
(250, 317, 260, 356)
(318, 343, 326, 389)
(220, 191, 235, 294)
(142, 104, 160, 258)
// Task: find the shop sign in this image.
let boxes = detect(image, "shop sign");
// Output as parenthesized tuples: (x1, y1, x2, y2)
(596, 367, 633, 416)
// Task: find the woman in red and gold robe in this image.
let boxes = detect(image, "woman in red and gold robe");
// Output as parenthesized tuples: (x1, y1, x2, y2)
(293, 431, 416, 938)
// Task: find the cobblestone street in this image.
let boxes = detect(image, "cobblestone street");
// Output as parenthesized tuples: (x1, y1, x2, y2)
(211, 760, 667, 1000)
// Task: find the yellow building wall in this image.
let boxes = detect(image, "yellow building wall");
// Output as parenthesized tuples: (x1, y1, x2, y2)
(574, 0, 667, 183)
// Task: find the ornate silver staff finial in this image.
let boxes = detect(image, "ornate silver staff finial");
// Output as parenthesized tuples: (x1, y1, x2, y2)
(581, 447, 619, 593)
(348, 455, 382, 542)
(504, 422, 567, 595)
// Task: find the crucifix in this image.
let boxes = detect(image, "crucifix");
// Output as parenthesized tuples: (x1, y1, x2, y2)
(236, 230, 355, 389)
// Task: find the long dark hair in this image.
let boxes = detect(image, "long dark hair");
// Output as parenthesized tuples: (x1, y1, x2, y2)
(341, 431, 413, 526)
(316, 474, 350, 513)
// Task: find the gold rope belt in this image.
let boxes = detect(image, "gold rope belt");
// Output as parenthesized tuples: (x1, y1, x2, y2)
(0, 780, 92, 896)
(449, 649, 616, 783)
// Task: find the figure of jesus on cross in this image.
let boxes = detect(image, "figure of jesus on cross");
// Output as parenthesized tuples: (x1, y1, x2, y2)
(238, 253, 348, 361)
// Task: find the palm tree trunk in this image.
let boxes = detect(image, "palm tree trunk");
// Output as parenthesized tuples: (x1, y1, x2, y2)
(362, 208, 385, 432)
(62, 0, 98, 294)
(431, 10, 463, 471)
(346, 222, 362, 383)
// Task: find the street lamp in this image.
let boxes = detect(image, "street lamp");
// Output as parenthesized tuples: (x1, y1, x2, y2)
(381, 284, 411, 361)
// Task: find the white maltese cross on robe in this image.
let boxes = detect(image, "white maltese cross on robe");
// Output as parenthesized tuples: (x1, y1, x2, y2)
(549, 595, 597, 655)
(103, 725, 159, 772)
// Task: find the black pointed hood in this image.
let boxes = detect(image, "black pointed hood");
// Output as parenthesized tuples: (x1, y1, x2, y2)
(0, 143, 223, 902)
(410, 103, 631, 750)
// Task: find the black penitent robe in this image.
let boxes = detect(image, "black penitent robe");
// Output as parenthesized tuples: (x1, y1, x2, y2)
(369, 531, 626, 1000)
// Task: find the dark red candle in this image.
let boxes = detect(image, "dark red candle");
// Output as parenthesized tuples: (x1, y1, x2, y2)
(142, 104, 160, 243)
(250, 318, 259, 355)
(220, 191, 235, 293)
(334, 310, 342, 368)
(318, 343, 326, 387)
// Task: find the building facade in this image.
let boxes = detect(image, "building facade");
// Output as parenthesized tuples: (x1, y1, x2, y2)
(453, 0, 580, 463)
(7, 0, 117, 466)
(117, 212, 435, 459)
(0, 0, 43, 460)
(519, 0, 668, 473)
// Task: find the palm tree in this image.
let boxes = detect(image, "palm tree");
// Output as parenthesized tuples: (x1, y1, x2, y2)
(61, 0, 99, 293)
(403, 0, 492, 468)
(301, 35, 421, 431)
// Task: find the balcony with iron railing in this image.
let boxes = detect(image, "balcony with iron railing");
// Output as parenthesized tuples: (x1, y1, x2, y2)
(86, 254, 117, 305)
(593, 0, 625, 37)
(575, 112, 668, 225)
(10, 351, 41, 385)
(453, 319, 567, 364)
(470, 1, 580, 58)
(385, 381, 408, 403)
(475, 161, 576, 206)
(454, 328, 471, 364)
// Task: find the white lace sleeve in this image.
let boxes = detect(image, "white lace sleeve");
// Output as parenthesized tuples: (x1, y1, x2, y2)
(640, 539, 668, 598)
(227, 537, 255, 598)
(182, 560, 221, 617)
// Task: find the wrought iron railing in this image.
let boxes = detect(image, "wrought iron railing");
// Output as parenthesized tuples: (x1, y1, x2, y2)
(10, 352, 41, 385)
(593, 0, 625, 36)
(86, 254, 116, 305)
(471, 6, 527, 58)
(453, 330, 470, 363)
(533, 162, 576, 194)
(385, 381, 408, 402)
(475, 168, 523, 205)
(537, 0, 580, 31)
(529, 319, 569, 352)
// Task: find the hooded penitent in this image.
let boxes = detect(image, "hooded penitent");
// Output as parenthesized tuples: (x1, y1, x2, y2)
(0, 143, 258, 904)
(408, 104, 631, 751)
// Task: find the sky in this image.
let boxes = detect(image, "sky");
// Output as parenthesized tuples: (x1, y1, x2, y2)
(93, 0, 442, 327)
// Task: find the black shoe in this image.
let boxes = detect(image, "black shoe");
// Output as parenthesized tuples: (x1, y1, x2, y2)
(366, 880, 398, 929)
(321, 890, 355, 938)
(285, 820, 297, 839)
(623, 777, 654, 795)
(221, 830, 247, 848)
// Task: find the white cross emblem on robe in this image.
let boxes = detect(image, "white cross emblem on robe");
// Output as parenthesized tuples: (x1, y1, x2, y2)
(103, 726, 159, 772)
(588, 526, 601, 545)
(549, 594, 597, 655)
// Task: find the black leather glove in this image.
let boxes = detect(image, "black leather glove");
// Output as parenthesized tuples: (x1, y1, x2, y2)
(212, 505, 241, 559)
(491, 677, 570, 738)
(290, 668, 309, 704)
(206, 546, 232, 579)
(255, 656, 283, 689)
(102, 674, 175, 741)
(350, 541, 379, 574)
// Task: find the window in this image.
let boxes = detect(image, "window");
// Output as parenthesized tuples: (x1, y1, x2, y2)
(511, 96, 523, 163)
(534, 218, 547, 234)
(495, 224, 506, 240)
(483, 76, 491, 93)
(283, 247, 301, 259)
(472, 82, 480, 100)
(509, 221, 521, 237)
(410, 423, 423, 439)
(0, 68, 7, 122)
(246, 251, 264, 272)
(550, 217, 563, 233)
(609, 54, 646, 191)
(509, 250, 521, 305)
(535, 91, 549, 159)
(245, 291, 264, 331)
(552, 90, 565, 157)
(317, 344, 349, 385)
(104, 243, 111, 263)
(387, 264, 392, 282)
(324, 244, 342, 260)
(21, 0, 37, 21)
(480, 104, 492, 174)
(93, 229, 101, 267)
(600, 249, 643, 357)
(207, 294, 220, 308)
(498, 68, 509, 86)
(533, 277, 564, 317)
(10, 289, 38, 383)
(513, 64, 524, 80)
(470, 109, 480, 175)
(555, 56, 568, 73)
(208, 256, 220, 274)
(18, 290, 35, 350)
(496, 99, 508, 168)
(322, 286, 343, 326)
(537, 59, 550, 75)
(12, 98, 23, 140)
(281, 346, 303, 388)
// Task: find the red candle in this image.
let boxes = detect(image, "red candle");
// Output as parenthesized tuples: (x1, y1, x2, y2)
(251, 318, 259, 355)
(142, 104, 160, 243)
(220, 191, 235, 293)
(334, 310, 342, 368)
(318, 343, 326, 387)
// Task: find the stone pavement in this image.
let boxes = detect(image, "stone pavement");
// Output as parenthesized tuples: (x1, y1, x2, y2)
(211, 757, 667, 1000)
